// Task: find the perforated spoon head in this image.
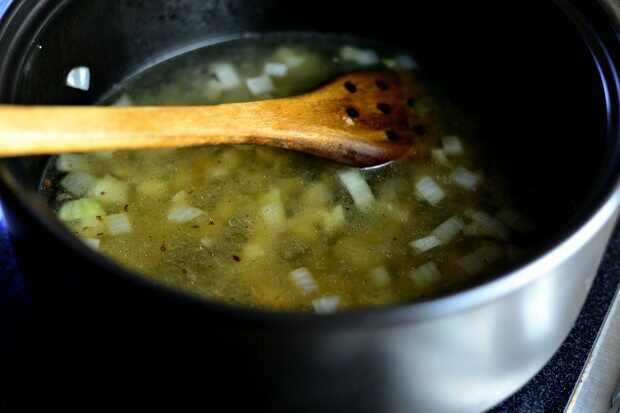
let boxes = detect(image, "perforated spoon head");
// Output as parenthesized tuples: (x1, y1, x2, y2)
(281, 70, 415, 166)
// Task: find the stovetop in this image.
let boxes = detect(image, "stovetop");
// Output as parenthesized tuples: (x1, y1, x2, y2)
(0, 202, 619, 412)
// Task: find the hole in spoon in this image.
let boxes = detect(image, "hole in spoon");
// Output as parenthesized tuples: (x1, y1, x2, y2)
(385, 130, 399, 141)
(345, 107, 359, 119)
(377, 103, 391, 115)
(375, 80, 389, 91)
(344, 81, 357, 93)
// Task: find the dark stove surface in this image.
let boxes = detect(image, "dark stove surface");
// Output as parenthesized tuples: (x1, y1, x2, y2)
(0, 203, 619, 412)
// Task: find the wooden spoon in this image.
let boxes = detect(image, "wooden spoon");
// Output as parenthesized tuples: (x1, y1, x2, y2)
(0, 71, 415, 167)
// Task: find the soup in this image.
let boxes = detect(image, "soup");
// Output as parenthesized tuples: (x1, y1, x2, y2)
(41, 33, 536, 313)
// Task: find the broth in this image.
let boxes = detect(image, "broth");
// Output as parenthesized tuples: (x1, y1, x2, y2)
(41, 33, 537, 313)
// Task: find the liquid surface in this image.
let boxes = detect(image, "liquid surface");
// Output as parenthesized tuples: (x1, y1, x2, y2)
(42, 33, 537, 313)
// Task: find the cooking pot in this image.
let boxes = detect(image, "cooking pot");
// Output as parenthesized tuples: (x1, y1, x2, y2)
(0, 0, 618, 411)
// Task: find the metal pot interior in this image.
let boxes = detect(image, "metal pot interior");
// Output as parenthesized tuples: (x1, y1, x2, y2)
(0, 0, 617, 309)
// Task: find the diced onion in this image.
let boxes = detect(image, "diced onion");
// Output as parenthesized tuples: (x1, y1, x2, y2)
(172, 190, 189, 205)
(112, 94, 133, 107)
(81, 238, 100, 250)
(284, 55, 305, 68)
(60, 171, 94, 197)
(395, 53, 419, 70)
(263, 62, 288, 77)
(261, 189, 286, 225)
(458, 244, 504, 275)
(88, 175, 129, 205)
(450, 166, 481, 190)
(312, 296, 340, 314)
(382, 58, 396, 68)
(410, 235, 442, 252)
(432, 216, 465, 243)
(340, 46, 379, 66)
(167, 205, 205, 223)
(104, 213, 132, 235)
(56, 154, 91, 173)
(442, 136, 464, 156)
(58, 198, 105, 221)
(410, 262, 441, 286)
(496, 208, 535, 233)
(262, 202, 286, 225)
(210, 62, 241, 89)
(202, 79, 225, 102)
(463, 223, 486, 236)
(290, 267, 317, 294)
(245, 75, 275, 95)
(431, 148, 451, 167)
(273, 47, 306, 68)
(243, 243, 265, 258)
(415, 176, 445, 205)
(369, 266, 391, 287)
(321, 204, 345, 232)
(67, 215, 106, 238)
(465, 209, 511, 240)
(66, 66, 90, 91)
(337, 169, 375, 211)
(200, 236, 212, 248)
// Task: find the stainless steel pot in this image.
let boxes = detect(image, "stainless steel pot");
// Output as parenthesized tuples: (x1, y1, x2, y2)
(0, 0, 617, 411)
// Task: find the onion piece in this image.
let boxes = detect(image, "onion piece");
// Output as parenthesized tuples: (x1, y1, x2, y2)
(261, 202, 285, 226)
(58, 198, 106, 221)
(172, 190, 189, 205)
(81, 238, 100, 250)
(369, 266, 391, 287)
(66, 66, 90, 91)
(312, 296, 340, 314)
(410, 235, 442, 252)
(245, 75, 275, 95)
(243, 243, 265, 259)
(458, 244, 504, 275)
(290, 267, 317, 294)
(263, 62, 288, 77)
(465, 209, 511, 240)
(339, 46, 379, 66)
(431, 148, 451, 167)
(410, 262, 441, 286)
(56, 154, 91, 173)
(496, 208, 535, 233)
(395, 53, 419, 70)
(88, 175, 129, 205)
(442, 136, 464, 156)
(210, 62, 241, 89)
(463, 223, 486, 236)
(321, 204, 345, 233)
(273, 47, 306, 68)
(60, 171, 94, 197)
(284, 55, 305, 68)
(337, 169, 375, 211)
(202, 79, 224, 102)
(167, 205, 205, 223)
(450, 166, 481, 190)
(112, 94, 133, 107)
(415, 176, 445, 205)
(104, 213, 132, 235)
(432, 216, 465, 243)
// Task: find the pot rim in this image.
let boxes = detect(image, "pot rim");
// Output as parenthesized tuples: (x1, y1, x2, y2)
(0, 0, 618, 328)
